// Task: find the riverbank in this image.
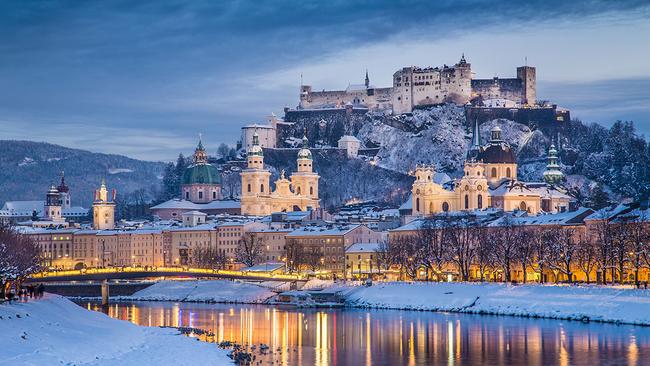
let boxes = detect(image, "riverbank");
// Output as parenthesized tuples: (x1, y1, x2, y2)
(346, 282, 650, 326)
(0, 295, 232, 365)
(81, 279, 650, 326)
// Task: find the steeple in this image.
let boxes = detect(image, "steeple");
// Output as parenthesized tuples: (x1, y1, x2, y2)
(543, 141, 564, 185)
(471, 118, 481, 149)
(365, 69, 370, 88)
(193, 134, 208, 164)
(459, 53, 467, 65)
(489, 126, 503, 144)
(57, 170, 69, 193)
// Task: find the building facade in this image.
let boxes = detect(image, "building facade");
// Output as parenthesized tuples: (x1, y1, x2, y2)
(92, 180, 116, 230)
(240, 133, 320, 216)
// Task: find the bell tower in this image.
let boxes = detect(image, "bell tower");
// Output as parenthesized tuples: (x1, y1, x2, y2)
(240, 132, 272, 215)
(93, 179, 116, 230)
(44, 185, 63, 222)
(291, 135, 320, 200)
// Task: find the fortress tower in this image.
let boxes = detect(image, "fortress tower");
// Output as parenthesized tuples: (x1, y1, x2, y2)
(516, 66, 536, 105)
(93, 179, 116, 230)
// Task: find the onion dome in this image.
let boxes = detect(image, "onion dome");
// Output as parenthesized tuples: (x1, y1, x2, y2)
(182, 136, 221, 185)
(248, 132, 264, 157)
(543, 143, 564, 184)
(297, 135, 312, 159)
(57, 171, 69, 193)
(475, 125, 516, 164)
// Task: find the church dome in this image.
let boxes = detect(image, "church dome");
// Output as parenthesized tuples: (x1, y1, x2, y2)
(182, 163, 221, 185)
(476, 144, 516, 164)
(297, 135, 312, 159)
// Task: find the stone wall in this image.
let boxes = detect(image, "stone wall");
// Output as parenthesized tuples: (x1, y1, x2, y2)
(281, 107, 370, 147)
(465, 105, 570, 134)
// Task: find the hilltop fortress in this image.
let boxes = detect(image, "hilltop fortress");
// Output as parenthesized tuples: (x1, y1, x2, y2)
(299, 55, 537, 114)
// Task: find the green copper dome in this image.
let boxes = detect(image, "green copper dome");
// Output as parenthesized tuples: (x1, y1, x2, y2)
(182, 163, 222, 185)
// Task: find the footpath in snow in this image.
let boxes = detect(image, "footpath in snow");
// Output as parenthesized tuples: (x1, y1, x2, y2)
(121, 280, 276, 303)
(345, 282, 650, 326)
(0, 295, 232, 365)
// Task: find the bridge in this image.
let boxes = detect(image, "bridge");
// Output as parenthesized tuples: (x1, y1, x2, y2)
(28, 267, 307, 283)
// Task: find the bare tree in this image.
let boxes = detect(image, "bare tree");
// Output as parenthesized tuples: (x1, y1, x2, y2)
(624, 211, 650, 286)
(473, 224, 494, 282)
(491, 215, 520, 283)
(575, 236, 598, 283)
(0, 225, 42, 299)
(592, 213, 615, 284)
(192, 246, 227, 270)
(304, 246, 324, 272)
(235, 233, 265, 267)
(374, 240, 393, 274)
(533, 226, 557, 283)
(610, 222, 630, 284)
(445, 214, 477, 282)
(284, 239, 304, 273)
(513, 226, 536, 283)
(548, 226, 580, 283)
(418, 217, 448, 281)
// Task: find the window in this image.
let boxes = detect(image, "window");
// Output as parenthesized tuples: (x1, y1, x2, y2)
(478, 194, 483, 209)
(198, 191, 203, 199)
(506, 168, 512, 178)
(519, 201, 527, 211)
(415, 198, 420, 212)
(442, 202, 449, 212)
(297, 187, 301, 194)
(185, 191, 189, 200)
(310, 187, 314, 195)
(247, 184, 251, 192)
(261, 184, 264, 192)
(464, 195, 469, 209)
(212, 191, 217, 199)
(491, 167, 497, 178)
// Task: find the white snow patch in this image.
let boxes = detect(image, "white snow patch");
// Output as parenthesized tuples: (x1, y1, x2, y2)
(122, 280, 276, 303)
(0, 295, 231, 365)
(18, 157, 35, 167)
(345, 282, 650, 325)
(108, 168, 134, 174)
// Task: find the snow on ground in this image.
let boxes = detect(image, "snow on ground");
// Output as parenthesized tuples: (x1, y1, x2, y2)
(345, 282, 650, 326)
(0, 295, 231, 365)
(122, 280, 276, 303)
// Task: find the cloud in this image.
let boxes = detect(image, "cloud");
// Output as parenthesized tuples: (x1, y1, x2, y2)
(0, 0, 648, 159)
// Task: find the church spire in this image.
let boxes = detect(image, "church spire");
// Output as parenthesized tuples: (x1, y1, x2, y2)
(543, 141, 564, 185)
(193, 134, 208, 164)
(365, 69, 370, 88)
(471, 118, 481, 149)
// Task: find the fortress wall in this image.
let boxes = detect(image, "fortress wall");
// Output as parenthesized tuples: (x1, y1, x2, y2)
(301, 87, 394, 110)
(281, 108, 369, 147)
(471, 78, 525, 103)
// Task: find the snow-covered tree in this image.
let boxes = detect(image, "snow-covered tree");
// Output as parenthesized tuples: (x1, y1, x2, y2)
(235, 233, 265, 268)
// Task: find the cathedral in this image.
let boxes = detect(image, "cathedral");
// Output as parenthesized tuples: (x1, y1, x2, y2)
(411, 120, 571, 216)
(240, 132, 320, 215)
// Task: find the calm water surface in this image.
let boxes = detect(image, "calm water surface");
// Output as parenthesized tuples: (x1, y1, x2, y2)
(80, 301, 650, 366)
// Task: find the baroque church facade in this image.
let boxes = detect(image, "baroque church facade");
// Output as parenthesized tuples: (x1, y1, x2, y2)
(411, 121, 571, 216)
(240, 133, 320, 216)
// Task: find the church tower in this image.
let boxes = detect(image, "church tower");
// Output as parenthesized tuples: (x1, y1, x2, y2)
(44, 185, 63, 222)
(57, 171, 71, 209)
(543, 143, 564, 185)
(240, 132, 272, 215)
(93, 179, 116, 230)
(181, 136, 222, 203)
(290, 135, 320, 200)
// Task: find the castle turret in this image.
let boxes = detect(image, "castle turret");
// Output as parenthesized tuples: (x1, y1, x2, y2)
(517, 65, 536, 105)
(44, 185, 63, 222)
(93, 179, 115, 230)
(543, 143, 564, 185)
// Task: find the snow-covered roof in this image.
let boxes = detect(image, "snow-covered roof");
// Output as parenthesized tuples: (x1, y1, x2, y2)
(286, 224, 361, 237)
(487, 207, 594, 227)
(346, 242, 381, 253)
(399, 195, 413, 211)
(167, 223, 217, 232)
(338, 135, 360, 143)
(241, 262, 285, 272)
(243, 123, 274, 129)
(0, 200, 87, 217)
(151, 199, 240, 210)
(489, 181, 572, 200)
(181, 210, 207, 216)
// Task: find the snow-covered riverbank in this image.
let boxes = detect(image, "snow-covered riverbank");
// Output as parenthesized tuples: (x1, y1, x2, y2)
(346, 282, 650, 326)
(119, 280, 277, 303)
(0, 295, 232, 365)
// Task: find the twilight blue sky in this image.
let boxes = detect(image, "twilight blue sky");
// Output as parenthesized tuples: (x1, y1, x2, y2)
(1, 0, 649, 161)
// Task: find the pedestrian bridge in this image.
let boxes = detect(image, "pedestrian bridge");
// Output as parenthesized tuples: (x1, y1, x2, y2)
(28, 267, 306, 283)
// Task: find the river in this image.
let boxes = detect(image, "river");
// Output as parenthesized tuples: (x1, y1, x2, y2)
(79, 300, 650, 366)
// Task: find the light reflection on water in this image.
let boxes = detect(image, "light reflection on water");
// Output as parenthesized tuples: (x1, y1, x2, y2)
(82, 301, 650, 366)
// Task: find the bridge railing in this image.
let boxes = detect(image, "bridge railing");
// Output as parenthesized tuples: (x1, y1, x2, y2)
(30, 266, 305, 281)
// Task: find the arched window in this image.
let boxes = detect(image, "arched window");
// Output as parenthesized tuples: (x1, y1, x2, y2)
(506, 167, 512, 178)
(429, 202, 434, 213)
(310, 187, 314, 195)
(261, 184, 264, 192)
(297, 187, 301, 194)
(478, 194, 483, 209)
(416, 198, 420, 212)
(185, 191, 190, 200)
(519, 201, 527, 211)
(212, 191, 217, 199)
(464, 194, 469, 209)
(442, 202, 449, 212)
(491, 167, 497, 178)
(247, 184, 251, 193)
